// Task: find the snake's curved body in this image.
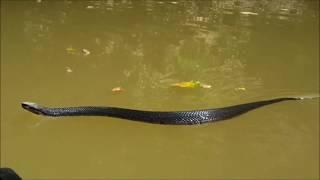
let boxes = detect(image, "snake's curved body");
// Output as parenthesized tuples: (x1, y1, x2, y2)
(21, 96, 317, 125)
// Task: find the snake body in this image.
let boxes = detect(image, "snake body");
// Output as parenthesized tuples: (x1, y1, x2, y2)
(21, 96, 318, 125)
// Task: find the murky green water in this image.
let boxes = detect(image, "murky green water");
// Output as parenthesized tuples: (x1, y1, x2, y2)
(1, 0, 319, 179)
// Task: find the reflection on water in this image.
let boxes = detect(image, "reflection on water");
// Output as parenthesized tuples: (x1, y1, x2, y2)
(1, 0, 319, 179)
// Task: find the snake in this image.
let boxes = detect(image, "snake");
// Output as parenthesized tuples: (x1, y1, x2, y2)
(21, 96, 318, 125)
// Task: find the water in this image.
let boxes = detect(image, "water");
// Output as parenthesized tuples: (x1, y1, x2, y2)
(1, 0, 319, 179)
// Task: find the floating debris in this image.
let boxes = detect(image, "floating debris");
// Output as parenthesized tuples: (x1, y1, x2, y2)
(132, 48, 144, 57)
(82, 48, 91, 56)
(66, 67, 73, 73)
(171, 80, 212, 89)
(66, 46, 91, 56)
(200, 84, 212, 89)
(66, 46, 77, 54)
(240, 12, 258, 16)
(112, 87, 124, 93)
(87, 5, 94, 9)
(171, 81, 201, 88)
(235, 87, 246, 91)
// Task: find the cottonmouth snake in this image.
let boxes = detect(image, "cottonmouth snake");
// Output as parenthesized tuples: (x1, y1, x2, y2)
(21, 96, 318, 125)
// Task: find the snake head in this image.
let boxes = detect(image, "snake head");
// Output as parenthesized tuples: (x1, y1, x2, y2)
(21, 102, 45, 115)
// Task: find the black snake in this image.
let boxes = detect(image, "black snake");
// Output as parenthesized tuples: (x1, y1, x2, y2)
(21, 96, 318, 125)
